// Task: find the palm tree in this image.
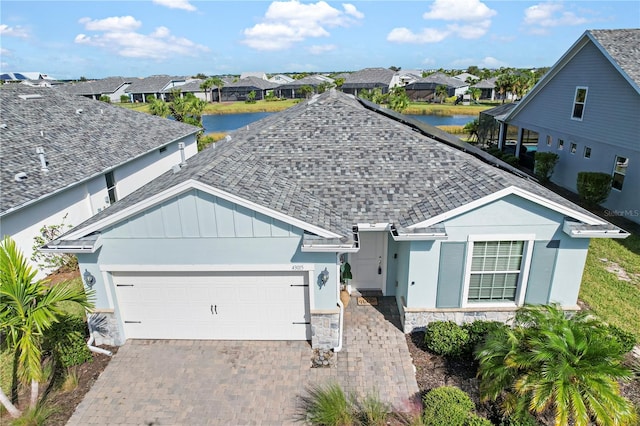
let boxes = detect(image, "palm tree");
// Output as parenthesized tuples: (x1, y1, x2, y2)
(0, 236, 94, 417)
(211, 77, 224, 103)
(199, 77, 214, 102)
(466, 87, 481, 103)
(435, 85, 448, 103)
(388, 86, 409, 112)
(495, 73, 515, 104)
(148, 98, 170, 118)
(476, 304, 636, 426)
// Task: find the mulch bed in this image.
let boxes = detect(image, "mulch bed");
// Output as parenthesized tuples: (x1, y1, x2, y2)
(406, 331, 640, 425)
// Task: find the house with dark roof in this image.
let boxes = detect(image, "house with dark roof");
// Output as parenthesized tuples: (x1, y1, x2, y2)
(340, 67, 400, 96)
(501, 29, 640, 224)
(405, 72, 469, 102)
(0, 84, 200, 277)
(274, 75, 334, 99)
(162, 79, 207, 101)
(473, 77, 498, 100)
(48, 89, 628, 349)
(212, 76, 278, 102)
(58, 77, 132, 102)
(125, 75, 187, 103)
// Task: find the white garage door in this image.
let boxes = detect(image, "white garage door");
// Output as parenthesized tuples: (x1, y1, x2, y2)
(112, 271, 310, 341)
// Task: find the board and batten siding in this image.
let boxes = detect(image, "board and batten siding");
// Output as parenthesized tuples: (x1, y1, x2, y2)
(81, 188, 337, 311)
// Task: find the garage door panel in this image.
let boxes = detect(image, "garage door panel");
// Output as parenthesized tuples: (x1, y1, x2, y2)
(113, 271, 310, 341)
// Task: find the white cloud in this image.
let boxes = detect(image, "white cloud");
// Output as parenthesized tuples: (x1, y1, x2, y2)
(1, 47, 11, 56)
(423, 0, 496, 21)
(387, 27, 449, 44)
(75, 16, 209, 59)
(523, 3, 589, 35)
(0, 24, 29, 38)
(242, 1, 363, 51)
(152, 0, 197, 12)
(388, 0, 495, 44)
(307, 44, 336, 55)
(78, 16, 141, 32)
(478, 56, 507, 68)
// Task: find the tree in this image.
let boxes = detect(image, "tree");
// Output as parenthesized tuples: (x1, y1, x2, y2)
(389, 66, 401, 72)
(0, 236, 94, 417)
(334, 78, 344, 88)
(476, 304, 636, 426)
(464, 119, 480, 143)
(211, 77, 225, 103)
(192, 72, 207, 79)
(435, 85, 448, 103)
(466, 87, 481, 103)
(148, 98, 170, 118)
(99, 95, 111, 103)
(496, 73, 516, 103)
(199, 78, 215, 103)
(298, 85, 314, 99)
(170, 91, 206, 127)
(388, 86, 409, 112)
(245, 90, 256, 104)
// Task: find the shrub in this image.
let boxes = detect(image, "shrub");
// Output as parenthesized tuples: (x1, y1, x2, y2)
(463, 321, 507, 354)
(357, 392, 390, 426)
(424, 321, 470, 357)
(608, 324, 637, 354)
(502, 154, 519, 167)
(98, 95, 111, 103)
(31, 215, 78, 272)
(422, 386, 475, 426)
(120, 94, 130, 103)
(43, 315, 92, 368)
(10, 403, 57, 426)
(533, 152, 559, 182)
(577, 172, 612, 205)
(297, 382, 356, 426)
(499, 411, 541, 426)
(465, 415, 493, 426)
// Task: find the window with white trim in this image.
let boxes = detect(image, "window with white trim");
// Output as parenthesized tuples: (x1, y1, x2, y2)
(571, 87, 588, 120)
(105, 171, 117, 204)
(584, 146, 591, 158)
(570, 142, 577, 154)
(612, 156, 628, 190)
(467, 241, 524, 303)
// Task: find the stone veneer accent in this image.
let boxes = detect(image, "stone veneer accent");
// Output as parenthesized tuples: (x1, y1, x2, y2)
(402, 308, 516, 333)
(88, 311, 123, 346)
(311, 311, 340, 349)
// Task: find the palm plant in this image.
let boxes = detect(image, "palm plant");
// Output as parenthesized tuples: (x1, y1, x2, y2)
(435, 85, 448, 103)
(476, 304, 637, 426)
(211, 77, 224, 103)
(199, 77, 214, 102)
(0, 236, 94, 418)
(148, 98, 170, 118)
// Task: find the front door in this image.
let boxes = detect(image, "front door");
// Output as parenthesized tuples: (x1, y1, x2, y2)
(350, 231, 387, 294)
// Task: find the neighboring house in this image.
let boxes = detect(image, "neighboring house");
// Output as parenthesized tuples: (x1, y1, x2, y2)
(274, 75, 334, 99)
(268, 74, 295, 85)
(405, 72, 469, 102)
(125, 75, 187, 103)
(501, 29, 640, 224)
(240, 72, 268, 80)
(397, 70, 423, 86)
(0, 72, 53, 82)
(0, 84, 201, 278)
(49, 90, 627, 349)
(58, 77, 131, 102)
(454, 72, 479, 83)
(163, 79, 206, 101)
(340, 67, 400, 96)
(473, 77, 498, 100)
(212, 76, 278, 102)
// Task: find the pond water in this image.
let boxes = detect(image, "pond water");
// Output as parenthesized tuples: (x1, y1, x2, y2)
(202, 112, 476, 133)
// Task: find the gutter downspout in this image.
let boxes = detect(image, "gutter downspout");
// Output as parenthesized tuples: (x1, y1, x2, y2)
(334, 253, 344, 353)
(87, 334, 113, 356)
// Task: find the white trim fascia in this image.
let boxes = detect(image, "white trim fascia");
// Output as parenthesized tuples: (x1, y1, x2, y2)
(65, 179, 342, 240)
(408, 186, 604, 229)
(101, 263, 316, 272)
(356, 223, 391, 231)
(461, 234, 535, 309)
(391, 233, 448, 241)
(301, 245, 359, 253)
(562, 221, 630, 239)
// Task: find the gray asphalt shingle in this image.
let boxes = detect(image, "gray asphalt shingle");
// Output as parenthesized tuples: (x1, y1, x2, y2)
(0, 84, 200, 216)
(67, 90, 615, 241)
(590, 29, 640, 88)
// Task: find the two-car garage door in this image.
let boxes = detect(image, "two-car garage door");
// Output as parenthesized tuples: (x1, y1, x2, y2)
(112, 271, 311, 341)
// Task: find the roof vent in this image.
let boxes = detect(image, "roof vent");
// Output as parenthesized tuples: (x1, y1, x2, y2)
(14, 172, 28, 182)
(0, 123, 7, 129)
(36, 147, 49, 172)
(76, 108, 83, 114)
(18, 94, 42, 100)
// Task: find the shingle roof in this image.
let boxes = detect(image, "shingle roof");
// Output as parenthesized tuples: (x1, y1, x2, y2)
(341, 68, 396, 87)
(223, 76, 278, 90)
(163, 79, 204, 93)
(589, 29, 640, 88)
(412, 72, 468, 88)
(472, 76, 497, 89)
(276, 75, 332, 89)
(67, 90, 614, 240)
(58, 77, 130, 96)
(0, 84, 200, 216)
(125, 75, 184, 93)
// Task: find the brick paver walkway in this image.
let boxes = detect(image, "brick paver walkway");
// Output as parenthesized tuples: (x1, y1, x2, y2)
(67, 296, 419, 425)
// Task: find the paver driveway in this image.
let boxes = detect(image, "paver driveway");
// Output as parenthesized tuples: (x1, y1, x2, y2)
(67, 296, 419, 425)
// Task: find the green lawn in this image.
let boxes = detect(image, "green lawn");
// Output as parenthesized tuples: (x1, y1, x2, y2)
(579, 235, 640, 341)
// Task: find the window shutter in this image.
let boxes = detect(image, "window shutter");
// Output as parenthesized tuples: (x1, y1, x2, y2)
(436, 242, 466, 308)
(524, 240, 559, 305)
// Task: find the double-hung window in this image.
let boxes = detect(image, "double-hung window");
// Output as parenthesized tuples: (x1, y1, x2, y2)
(571, 87, 588, 120)
(612, 156, 628, 190)
(463, 235, 534, 307)
(105, 171, 117, 204)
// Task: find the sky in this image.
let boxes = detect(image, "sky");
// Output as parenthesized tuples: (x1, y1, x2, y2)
(1, 0, 638, 79)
